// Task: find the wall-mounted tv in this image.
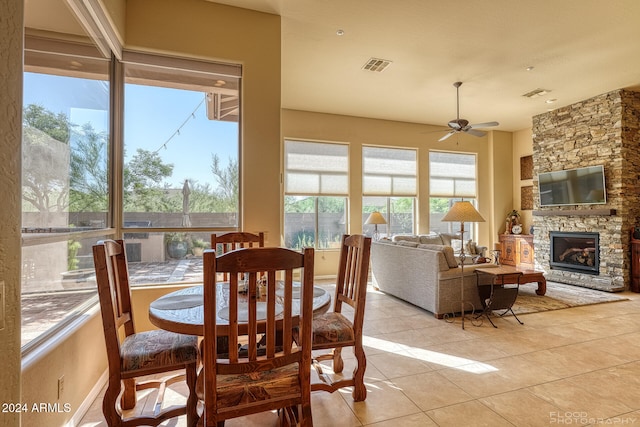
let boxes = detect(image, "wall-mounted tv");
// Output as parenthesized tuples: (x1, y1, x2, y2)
(538, 165, 606, 207)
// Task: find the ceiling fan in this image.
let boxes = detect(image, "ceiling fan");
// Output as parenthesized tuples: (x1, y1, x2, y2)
(438, 81, 499, 142)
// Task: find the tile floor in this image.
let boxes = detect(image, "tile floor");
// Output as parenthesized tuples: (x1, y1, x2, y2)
(79, 285, 640, 426)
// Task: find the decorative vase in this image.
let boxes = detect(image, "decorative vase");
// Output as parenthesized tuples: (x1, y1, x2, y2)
(167, 241, 188, 259)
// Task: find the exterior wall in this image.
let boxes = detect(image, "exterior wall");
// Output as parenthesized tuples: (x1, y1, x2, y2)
(0, 1, 24, 426)
(532, 90, 640, 291)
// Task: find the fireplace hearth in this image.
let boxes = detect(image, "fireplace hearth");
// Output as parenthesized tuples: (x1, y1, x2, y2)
(550, 232, 599, 275)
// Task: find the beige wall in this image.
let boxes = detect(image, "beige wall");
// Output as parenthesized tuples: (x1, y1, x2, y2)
(1, 1, 24, 425)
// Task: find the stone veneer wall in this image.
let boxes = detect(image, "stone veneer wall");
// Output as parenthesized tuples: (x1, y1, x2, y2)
(532, 89, 640, 291)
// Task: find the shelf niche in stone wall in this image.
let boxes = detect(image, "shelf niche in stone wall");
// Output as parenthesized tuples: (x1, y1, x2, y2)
(533, 209, 617, 217)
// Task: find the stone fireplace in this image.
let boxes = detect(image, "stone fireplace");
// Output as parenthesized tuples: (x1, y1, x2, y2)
(532, 89, 640, 292)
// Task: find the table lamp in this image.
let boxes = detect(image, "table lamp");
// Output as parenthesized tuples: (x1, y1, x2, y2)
(365, 211, 387, 241)
(442, 201, 486, 329)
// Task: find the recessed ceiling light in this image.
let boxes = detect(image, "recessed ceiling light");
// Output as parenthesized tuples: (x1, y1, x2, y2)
(526, 66, 534, 71)
(336, 29, 345, 36)
(545, 98, 557, 104)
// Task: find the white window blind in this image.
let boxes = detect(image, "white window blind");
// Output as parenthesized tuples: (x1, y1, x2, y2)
(284, 140, 349, 195)
(363, 146, 417, 196)
(429, 151, 477, 198)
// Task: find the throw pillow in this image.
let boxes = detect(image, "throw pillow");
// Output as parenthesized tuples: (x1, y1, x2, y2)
(440, 232, 460, 247)
(441, 246, 459, 268)
(468, 240, 477, 255)
(460, 240, 475, 255)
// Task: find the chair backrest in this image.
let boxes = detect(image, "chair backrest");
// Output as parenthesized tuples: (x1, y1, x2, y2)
(333, 234, 372, 327)
(92, 239, 135, 375)
(202, 246, 314, 422)
(211, 231, 265, 253)
(211, 232, 265, 281)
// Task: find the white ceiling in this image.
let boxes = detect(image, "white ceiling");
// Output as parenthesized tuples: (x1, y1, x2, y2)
(25, 0, 640, 132)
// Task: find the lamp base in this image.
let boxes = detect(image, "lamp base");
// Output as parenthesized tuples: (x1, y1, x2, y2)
(444, 301, 482, 329)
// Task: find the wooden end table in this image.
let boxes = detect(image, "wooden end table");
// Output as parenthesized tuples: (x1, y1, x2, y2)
(474, 265, 546, 328)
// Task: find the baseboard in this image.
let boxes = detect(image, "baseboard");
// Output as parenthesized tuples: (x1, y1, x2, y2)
(66, 369, 108, 427)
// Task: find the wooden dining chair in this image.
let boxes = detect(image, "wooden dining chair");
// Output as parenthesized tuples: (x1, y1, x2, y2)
(310, 234, 372, 401)
(211, 232, 265, 282)
(92, 239, 199, 427)
(199, 246, 315, 426)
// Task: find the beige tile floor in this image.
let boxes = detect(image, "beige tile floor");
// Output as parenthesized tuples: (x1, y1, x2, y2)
(79, 285, 640, 426)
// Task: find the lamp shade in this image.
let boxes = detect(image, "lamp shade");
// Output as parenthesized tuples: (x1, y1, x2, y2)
(441, 201, 485, 223)
(365, 211, 387, 225)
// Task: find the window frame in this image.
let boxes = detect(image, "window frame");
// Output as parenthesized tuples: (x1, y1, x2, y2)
(283, 139, 350, 250)
(428, 150, 479, 239)
(21, 36, 244, 353)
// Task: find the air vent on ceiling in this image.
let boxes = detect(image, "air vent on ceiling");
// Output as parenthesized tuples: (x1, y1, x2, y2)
(522, 88, 552, 98)
(362, 57, 392, 72)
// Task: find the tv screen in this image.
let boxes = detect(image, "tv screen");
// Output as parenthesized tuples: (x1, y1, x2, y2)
(538, 165, 606, 207)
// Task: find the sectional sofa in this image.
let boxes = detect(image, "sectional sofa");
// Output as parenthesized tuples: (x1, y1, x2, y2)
(370, 237, 497, 318)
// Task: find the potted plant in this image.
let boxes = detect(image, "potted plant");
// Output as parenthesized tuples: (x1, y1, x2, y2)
(165, 232, 188, 259)
(191, 238, 210, 257)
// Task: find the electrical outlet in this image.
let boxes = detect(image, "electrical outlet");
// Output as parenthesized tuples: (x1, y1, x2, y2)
(58, 376, 65, 399)
(0, 280, 5, 331)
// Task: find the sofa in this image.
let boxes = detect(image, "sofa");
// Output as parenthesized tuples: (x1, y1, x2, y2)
(370, 239, 497, 318)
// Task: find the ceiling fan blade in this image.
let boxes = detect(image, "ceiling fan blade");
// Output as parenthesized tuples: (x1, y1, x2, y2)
(468, 121, 499, 129)
(465, 129, 486, 137)
(438, 131, 456, 142)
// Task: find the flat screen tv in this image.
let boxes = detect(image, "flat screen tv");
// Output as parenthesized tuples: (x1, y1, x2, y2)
(538, 165, 606, 207)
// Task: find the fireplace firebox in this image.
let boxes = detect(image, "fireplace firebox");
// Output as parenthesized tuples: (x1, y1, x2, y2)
(549, 232, 599, 275)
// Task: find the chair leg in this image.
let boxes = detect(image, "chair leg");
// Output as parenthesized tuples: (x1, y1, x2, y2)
(102, 383, 123, 427)
(332, 347, 344, 373)
(121, 378, 136, 410)
(352, 342, 367, 402)
(186, 363, 198, 427)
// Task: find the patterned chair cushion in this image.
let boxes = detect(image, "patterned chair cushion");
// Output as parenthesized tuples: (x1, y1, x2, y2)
(196, 363, 300, 407)
(121, 329, 199, 372)
(311, 312, 355, 345)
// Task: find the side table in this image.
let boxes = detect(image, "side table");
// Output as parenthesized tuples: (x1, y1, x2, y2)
(475, 266, 525, 328)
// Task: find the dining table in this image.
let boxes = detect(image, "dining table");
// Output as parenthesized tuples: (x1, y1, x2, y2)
(148, 281, 332, 337)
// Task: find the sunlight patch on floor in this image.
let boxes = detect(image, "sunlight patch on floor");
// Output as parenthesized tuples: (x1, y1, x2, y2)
(363, 335, 498, 373)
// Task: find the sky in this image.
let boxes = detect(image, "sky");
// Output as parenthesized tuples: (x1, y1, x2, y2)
(23, 72, 239, 189)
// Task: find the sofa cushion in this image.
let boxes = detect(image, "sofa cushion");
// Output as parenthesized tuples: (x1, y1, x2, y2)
(417, 244, 452, 271)
(442, 246, 458, 268)
(396, 240, 418, 248)
(392, 235, 419, 243)
(419, 234, 444, 245)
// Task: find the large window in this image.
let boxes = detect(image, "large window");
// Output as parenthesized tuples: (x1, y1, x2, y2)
(21, 37, 242, 350)
(121, 53, 241, 279)
(22, 37, 111, 349)
(429, 151, 478, 240)
(362, 146, 417, 238)
(284, 140, 348, 249)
